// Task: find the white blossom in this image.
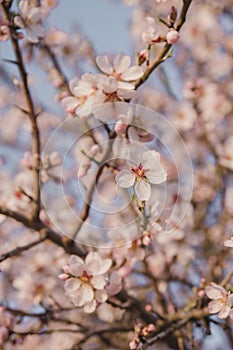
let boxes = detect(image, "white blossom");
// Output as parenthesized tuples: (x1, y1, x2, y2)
(206, 282, 233, 319)
(116, 149, 167, 201)
(14, 0, 45, 43)
(60, 252, 112, 313)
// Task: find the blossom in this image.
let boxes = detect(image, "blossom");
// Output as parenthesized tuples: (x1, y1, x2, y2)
(61, 73, 104, 119)
(205, 282, 233, 319)
(59, 252, 112, 313)
(96, 54, 143, 89)
(14, 0, 45, 43)
(116, 149, 167, 201)
(141, 17, 160, 45)
(224, 237, 233, 248)
(95, 53, 143, 101)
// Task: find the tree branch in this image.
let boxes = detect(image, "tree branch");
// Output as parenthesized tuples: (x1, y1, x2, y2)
(1, 3, 41, 220)
(134, 0, 193, 89)
(0, 205, 85, 256)
(0, 236, 46, 263)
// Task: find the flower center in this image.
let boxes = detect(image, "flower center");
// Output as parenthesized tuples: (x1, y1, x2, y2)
(131, 163, 147, 181)
(80, 270, 92, 283)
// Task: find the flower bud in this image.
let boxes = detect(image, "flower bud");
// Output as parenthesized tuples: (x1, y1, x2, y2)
(114, 120, 128, 135)
(168, 6, 177, 25)
(166, 30, 180, 44)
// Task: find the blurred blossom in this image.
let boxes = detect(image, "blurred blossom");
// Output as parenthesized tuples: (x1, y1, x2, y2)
(224, 237, 233, 248)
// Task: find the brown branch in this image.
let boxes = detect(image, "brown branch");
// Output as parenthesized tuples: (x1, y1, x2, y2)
(1, 3, 41, 220)
(134, 0, 193, 89)
(142, 307, 209, 349)
(0, 236, 46, 263)
(0, 205, 85, 256)
(71, 327, 131, 349)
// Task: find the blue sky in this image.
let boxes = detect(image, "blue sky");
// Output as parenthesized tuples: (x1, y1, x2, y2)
(49, 0, 133, 54)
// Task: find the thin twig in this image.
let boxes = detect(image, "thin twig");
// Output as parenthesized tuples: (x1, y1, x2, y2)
(0, 236, 47, 263)
(0, 205, 85, 256)
(134, 0, 193, 89)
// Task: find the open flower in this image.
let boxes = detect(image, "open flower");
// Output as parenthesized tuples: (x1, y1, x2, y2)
(116, 149, 167, 201)
(61, 73, 104, 118)
(59, 252, 112, 313)
(205, 282, 233, 319)
(141, 17, 160, 45)
(14, 0, 45, 43)
(96, 53, 143, 88)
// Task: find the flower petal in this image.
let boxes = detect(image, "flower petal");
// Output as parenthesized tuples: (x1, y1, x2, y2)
(91, 275, 106, 290)
(64, 278, 81, 294)
(146, 169, 167, 184)
(72, 283, 94, 306)
(69, 255, 84, 265)
(218, 305, 230, 319)
(121, 66, 144, 81)
(208, 300, 222, 314)
(96, 55, 113, 75)
(135, 181, 151, 201)
(206, 283, 227, 299)
(224, 238, 233, 248)
(95, 289, 108, 303)
(84, 299, 97, 313)
(98, 258, 112, 274)
(116, 170, 135, 188)
(113, 54, 131, 74)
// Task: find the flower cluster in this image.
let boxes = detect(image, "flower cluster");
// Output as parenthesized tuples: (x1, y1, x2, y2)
(205, 283, 233, 319)
(14, 0, 45, 43)
(61, 54, 144, 119)
(59, 252, 112, 313)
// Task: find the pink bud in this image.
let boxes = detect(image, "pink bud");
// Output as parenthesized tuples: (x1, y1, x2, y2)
(145, 304, 152, 312)
(62, 265, 70, 274)
(58, 273, 69, 281)
(129, 339, 139, 350)
(147, 324, 155, 332)
(166, 30, 180, 44)
(139, 49, 149, 65)
(198, 289, 205, 298)
(90, 144, 101, 156)
(114, 120, 128, 135)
